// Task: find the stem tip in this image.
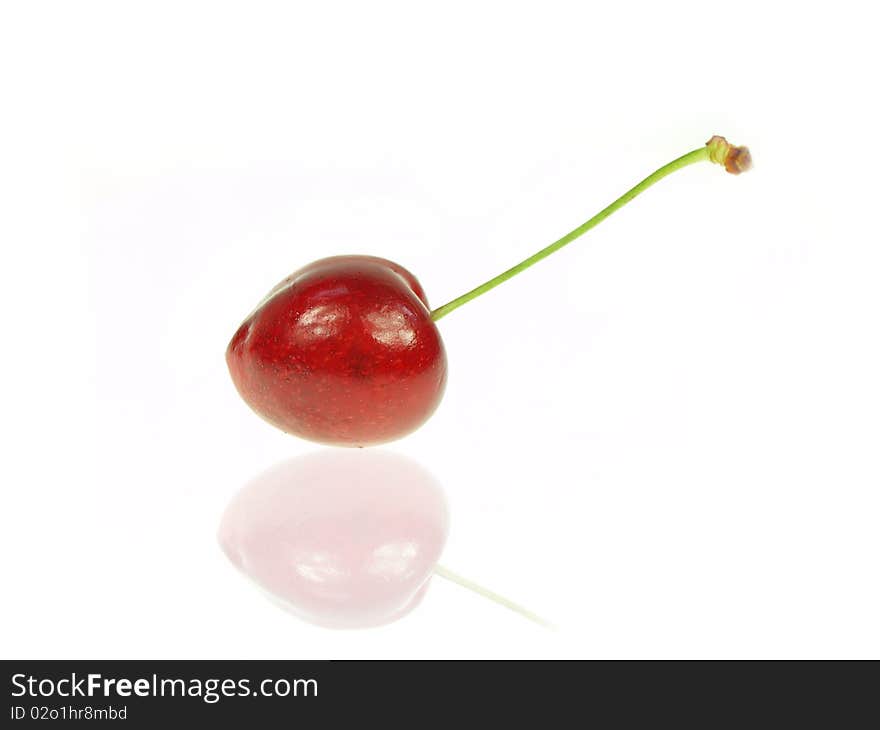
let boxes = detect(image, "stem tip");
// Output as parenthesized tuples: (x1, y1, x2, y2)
(706, 135, 752, 174)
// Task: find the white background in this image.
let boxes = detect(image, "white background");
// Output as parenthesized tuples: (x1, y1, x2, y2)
(2, 1, 878, 659)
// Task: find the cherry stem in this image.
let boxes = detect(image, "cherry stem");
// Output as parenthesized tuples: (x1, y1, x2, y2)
(430, 135, 751, 321)
(433, 564, 555, 629)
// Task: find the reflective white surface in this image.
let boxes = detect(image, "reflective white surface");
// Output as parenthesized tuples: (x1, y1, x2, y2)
(3, 2, 880, 659)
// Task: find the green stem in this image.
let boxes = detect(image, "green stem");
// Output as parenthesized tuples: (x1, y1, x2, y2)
(430, 145, 711, 321)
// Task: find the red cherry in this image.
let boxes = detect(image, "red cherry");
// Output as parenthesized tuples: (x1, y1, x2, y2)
(226, 255, 446, 446)
(227, 136, 750, 446)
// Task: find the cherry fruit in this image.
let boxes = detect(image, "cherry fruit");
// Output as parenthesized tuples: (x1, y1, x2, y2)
(227, 136, 751, 446)
(227, 255, 446, 446)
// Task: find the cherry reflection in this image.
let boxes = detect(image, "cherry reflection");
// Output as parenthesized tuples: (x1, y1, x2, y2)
(218, 450, 449, 629)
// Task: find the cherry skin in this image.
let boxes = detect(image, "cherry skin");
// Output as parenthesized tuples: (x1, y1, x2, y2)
(226, 255, 446, 447)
